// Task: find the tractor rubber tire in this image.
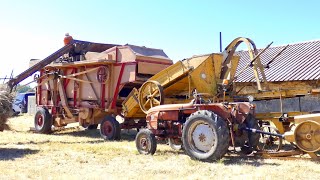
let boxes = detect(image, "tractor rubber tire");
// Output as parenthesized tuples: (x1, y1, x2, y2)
(135, 129, 157, 155)
(34, 108, 53, 134)
(100, 116, 121, 141)
(182, 110, 230, 161)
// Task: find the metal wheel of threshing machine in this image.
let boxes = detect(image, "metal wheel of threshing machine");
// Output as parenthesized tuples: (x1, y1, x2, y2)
(34, 107, 53, 134)
(182, 110, 230, 161)
(135, 129, 157, 155)
(294, 120, 320, 153)
(138, 80, 164, 113)
(100, 116, 121, 140)
(258, 125, 282, 152)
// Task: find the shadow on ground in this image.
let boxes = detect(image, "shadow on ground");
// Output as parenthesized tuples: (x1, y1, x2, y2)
(52, 128, 138, 141)
(154, 148, 281, 166)
(119, 130, 137, 141)
(0, 148, 39, 161)
(221, 155, 281, 166)
(53, 128, 102, 139)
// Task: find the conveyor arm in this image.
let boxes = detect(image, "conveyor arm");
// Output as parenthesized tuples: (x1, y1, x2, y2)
(7, 43, 74, 91)
(7, 39, 118, 92)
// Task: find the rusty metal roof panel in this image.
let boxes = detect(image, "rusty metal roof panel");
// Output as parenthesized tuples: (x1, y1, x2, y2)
(235, 39, 320, 82)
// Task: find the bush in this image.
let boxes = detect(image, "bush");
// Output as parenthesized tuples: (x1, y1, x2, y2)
(0, 84, 14, 131)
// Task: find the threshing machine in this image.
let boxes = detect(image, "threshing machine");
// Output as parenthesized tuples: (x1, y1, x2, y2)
(7, 39, 173, 140)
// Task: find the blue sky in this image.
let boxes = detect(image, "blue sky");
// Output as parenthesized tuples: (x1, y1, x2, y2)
(0, 0, 319, 84)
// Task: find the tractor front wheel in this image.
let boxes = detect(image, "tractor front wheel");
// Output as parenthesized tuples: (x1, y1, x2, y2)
(182, 110, 230, 161)
(34, 108, 53, 134)
(100, 116, 120, 140)
(135, 129, 157, 155)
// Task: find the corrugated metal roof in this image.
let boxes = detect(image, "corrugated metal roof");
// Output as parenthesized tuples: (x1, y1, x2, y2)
(235, 39, 320, 82)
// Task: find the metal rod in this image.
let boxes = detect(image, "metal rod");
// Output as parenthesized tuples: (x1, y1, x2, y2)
(233, 41, 273, 81)
(265, 44, 289, 68)
(1, 76, 7, 83)
(249, 41, 273, 65)
(219, 32, 222, 52)
(10, 69, 14, 79)
(242, 127, 285, 138)
(280, 88, 283, 114)
(7, 43, 74, 91)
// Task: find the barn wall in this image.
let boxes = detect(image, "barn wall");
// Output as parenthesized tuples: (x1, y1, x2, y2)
(234, 80, 320, 99)
(253, 95, 320, 113)
(235, 80, 320, 113)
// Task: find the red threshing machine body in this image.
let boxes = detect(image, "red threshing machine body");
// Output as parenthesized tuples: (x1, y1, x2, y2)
(30, 40, 172, 133)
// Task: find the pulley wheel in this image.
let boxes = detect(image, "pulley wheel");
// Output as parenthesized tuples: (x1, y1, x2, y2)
(138, 80, 164, 113)
(96, 66, 109, 83)
(294, 120, 320, 152)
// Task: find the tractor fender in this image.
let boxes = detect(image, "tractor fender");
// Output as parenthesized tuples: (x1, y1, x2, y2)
(231, 102, 254, 124)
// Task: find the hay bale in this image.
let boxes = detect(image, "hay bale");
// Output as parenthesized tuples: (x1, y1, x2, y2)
(0, 85, 14, 131)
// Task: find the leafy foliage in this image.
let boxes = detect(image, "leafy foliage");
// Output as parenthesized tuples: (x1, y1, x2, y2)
(16, 84, 35, 93)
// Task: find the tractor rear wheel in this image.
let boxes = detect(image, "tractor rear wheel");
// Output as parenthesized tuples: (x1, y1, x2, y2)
(34, 108, 53, 134)
(182, 110, 230, 161)
(100, 116, 120, 140)
(135, 129, 157, 155)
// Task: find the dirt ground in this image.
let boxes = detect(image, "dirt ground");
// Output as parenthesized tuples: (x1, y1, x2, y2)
(0, 114, 319, 180)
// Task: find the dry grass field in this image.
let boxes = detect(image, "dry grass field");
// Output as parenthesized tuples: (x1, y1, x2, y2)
(0, 114, 319, 180)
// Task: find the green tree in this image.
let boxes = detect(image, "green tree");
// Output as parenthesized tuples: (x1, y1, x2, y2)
(16, 84, 35, 93)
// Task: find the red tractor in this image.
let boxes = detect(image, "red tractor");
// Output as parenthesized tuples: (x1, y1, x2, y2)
(135, 93, 260, 161)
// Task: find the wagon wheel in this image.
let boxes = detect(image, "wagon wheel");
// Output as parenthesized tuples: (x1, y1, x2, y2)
(34, 108, 53, 134)
(99, 116, 121, 140)
(258, 125, 283, 152)
(138, 80, 164, 113)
